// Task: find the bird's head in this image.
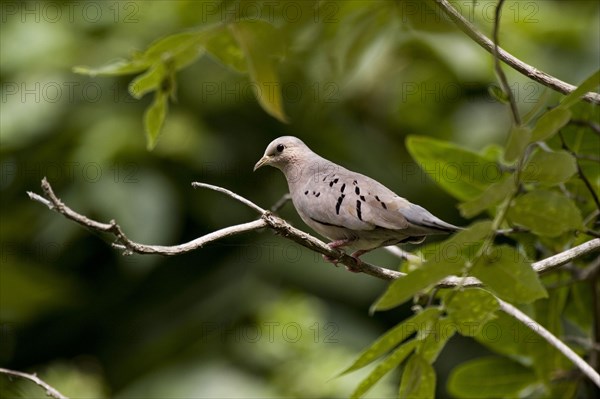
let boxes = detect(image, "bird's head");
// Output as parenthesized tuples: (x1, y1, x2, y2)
(253, 136, 311, 172)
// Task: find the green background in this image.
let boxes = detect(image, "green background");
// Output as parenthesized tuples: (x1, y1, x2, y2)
(1, 1, 598, 397)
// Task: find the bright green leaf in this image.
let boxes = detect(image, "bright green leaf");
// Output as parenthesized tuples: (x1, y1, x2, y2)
(446, 288, 499, 336)
(73, 58, 151, 76)
(371, 257, 464, 312)
(504, 125, 532, 163)
(398, 354, 436, 399)
(144, 90, 169, 150)
(530, 107, 572, 142)
(418, 317, 457, 362)
(459, 177, 515, 218)
(560, 69, 599, 109)
(205, 28, 248, 73)
(349, 340, 417, 399)
(479, 144, 504, 163)
(230, 21, 288, 123)
(339, 307, 440, 375)
(406, 136, 504, 201)
(375, 221, 493, 312)
(448, 356, 537, 398)
(471, 245, 547, 303)
(143, 31, 208, 62)
(507, 190, 584, 236)
(522, 149, 577, 185)
(129, 63, 167, 99)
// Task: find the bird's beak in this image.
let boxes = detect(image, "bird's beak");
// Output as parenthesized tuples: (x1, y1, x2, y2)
(253, 155, 270, 171)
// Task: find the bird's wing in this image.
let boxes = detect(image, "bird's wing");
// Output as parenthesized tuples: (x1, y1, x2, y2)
(292, 166, 410, 231)
(293, 165, 457, 235)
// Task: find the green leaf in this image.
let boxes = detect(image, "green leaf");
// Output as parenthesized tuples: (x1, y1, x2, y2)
(144, 90, 169, 150)
(507, 190, 584, 236)
(530, 107, 572, 142)
(522, 149, 577, 185)
(446, 288, 499, 336)
(73, 58, 151, 76)
(560, 69, 600, 109)
(205, 28, 248, 73)
(339, 307, 440, 375)
(488, 84, 509, 104)
(406, 136, 504, 201)
(474, 311, 535, 362)
(398, 354, 436, 399)
(230, 21, 288, 123)
(564, 281, 593, 331)
(528, 283, 570, 382)
(471, 245, 547, 303)
(349, 340, 418, 399)
(418, 317, 457, 362)
(371, 257, 464, 312)
(143, 31, 208, 63)
(448, 356, 537, 398)
(458, 177, 515, 218)
(129, 63, 167, 99)
(504, 125, 532, 163)
(376, 221, 494, 311)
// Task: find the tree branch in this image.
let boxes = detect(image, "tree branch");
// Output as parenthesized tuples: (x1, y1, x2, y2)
(0, 367, 69, 399)
(28, 179, 600, 387)
(433, 0, 600, 105)
(493, 0, 521, 125)
(28, 178, 600, 281)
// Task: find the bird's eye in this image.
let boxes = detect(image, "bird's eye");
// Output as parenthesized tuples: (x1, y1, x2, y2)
(276, 144, 285, 152)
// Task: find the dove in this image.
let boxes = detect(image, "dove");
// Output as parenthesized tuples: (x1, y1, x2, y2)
(254, 136, 459, 266)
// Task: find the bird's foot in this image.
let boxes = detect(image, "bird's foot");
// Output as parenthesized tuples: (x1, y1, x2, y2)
(344, 250, 368, 273)
(323, 239, 354, 267)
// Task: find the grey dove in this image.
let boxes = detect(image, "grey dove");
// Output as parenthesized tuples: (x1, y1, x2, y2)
(254, 136, 459, 265)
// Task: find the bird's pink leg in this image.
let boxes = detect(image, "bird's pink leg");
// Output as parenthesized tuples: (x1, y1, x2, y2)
(323, 240, 370, 273)
(323, 239, 354, 265)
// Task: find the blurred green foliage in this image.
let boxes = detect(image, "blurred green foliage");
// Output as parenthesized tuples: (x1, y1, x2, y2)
(1, 0, 598, 397)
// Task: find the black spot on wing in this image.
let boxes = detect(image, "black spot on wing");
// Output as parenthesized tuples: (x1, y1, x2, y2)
(355, 186, 360, 195)
(360, 195, 366, 202)
(316, 192, 320, 197)
(340, 183, 346, 193)
(356, 200, 363, 221)
(335, 194, 345, 215)
(374, 195, 387, 209)
(304, 190, 308, 195)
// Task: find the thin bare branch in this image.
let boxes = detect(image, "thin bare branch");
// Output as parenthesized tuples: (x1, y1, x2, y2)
(532, 238, 600, 275)
(0, 367, 69, 399)
(493, 0, 521, 125)
(433, 0, 600, 105)
(270, 193, 292, 212)
(29, 179, 599, 281)
(559, 132, 600, 212)
(191, 182, 266, 214)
